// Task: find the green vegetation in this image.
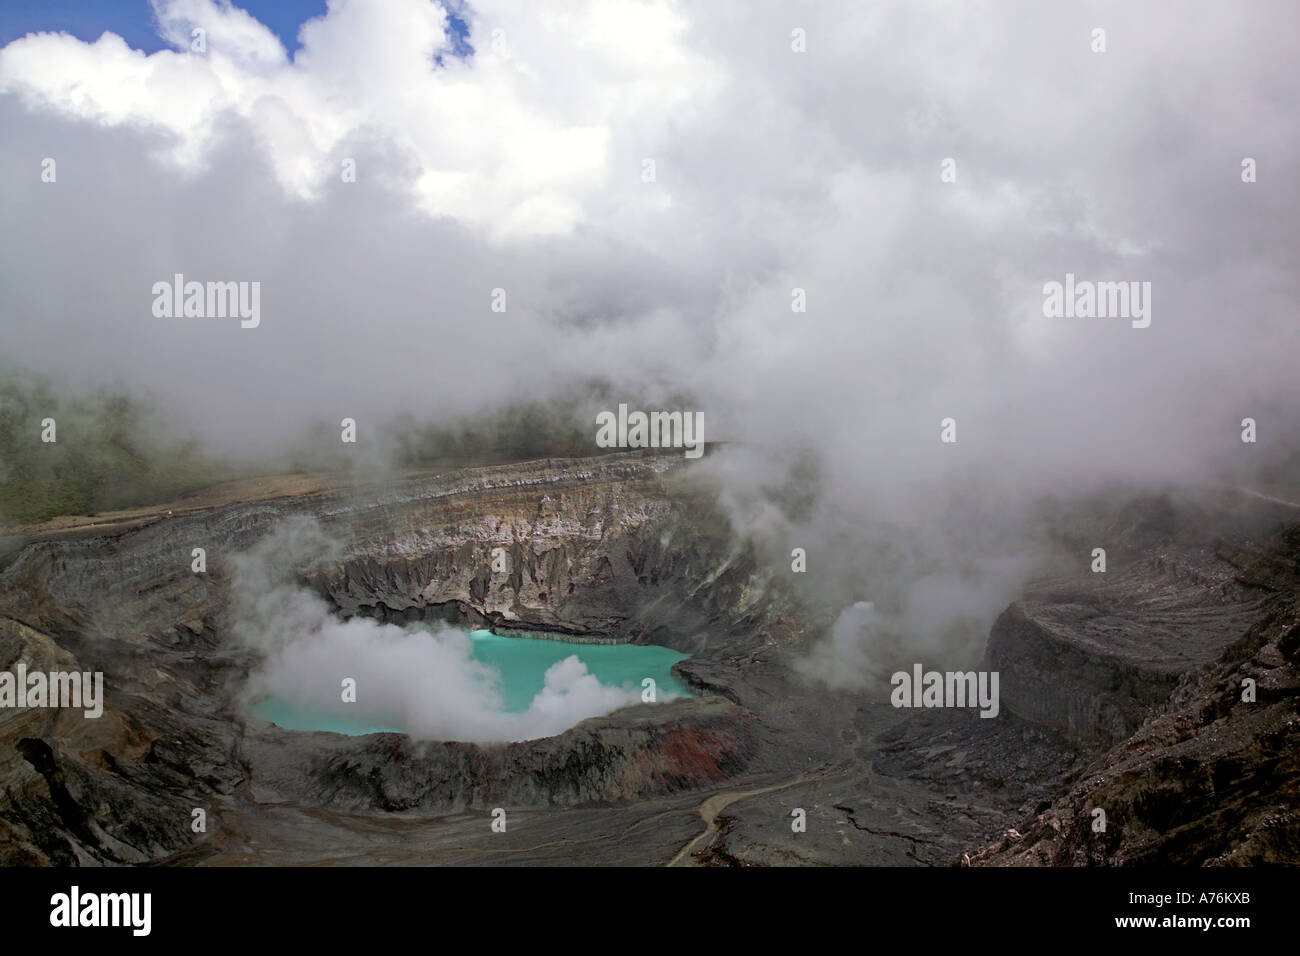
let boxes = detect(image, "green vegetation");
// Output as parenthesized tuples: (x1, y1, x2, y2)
(380, 382, 701, 469)
(383, 398, 597, 468)
(0, 372, 221, 525)
(0, 369, 702, 526)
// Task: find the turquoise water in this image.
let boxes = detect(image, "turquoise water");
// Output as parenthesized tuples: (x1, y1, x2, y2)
(465, 630, 691, 710)
(252, 628, 691, 736)
(254, 700, 402, 736)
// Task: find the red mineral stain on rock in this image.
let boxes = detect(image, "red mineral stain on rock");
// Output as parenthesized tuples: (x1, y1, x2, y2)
(647, 727, 735, 787)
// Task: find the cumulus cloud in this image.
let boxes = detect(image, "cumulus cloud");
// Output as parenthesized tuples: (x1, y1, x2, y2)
(0, 0, 716, 236)
(2, 0, 1297, 685)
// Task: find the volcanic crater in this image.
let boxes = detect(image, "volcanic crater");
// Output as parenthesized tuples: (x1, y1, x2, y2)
(1, 451, 1296, 865)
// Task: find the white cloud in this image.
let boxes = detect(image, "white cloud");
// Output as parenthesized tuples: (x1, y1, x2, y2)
(2, 0, 1298, 682)
(0, 0, 718, 238)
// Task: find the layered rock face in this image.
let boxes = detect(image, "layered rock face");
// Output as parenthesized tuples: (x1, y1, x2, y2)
(0, 453, 762, 647)
(984, 491, 1285, 745)
(241, 697, 758, 813)
(970, 514, 1300, 865)
(302, 455, 778, 653)
(985, 579, 1263, 745)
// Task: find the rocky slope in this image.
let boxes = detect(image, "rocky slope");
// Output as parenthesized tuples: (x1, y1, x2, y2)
(652, 489, 1300, 866)
(984, 491, 1277, 745)
(969, 515, 1300, 865)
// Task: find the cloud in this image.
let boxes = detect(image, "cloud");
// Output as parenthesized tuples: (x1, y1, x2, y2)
(0, 0, 718, 237)
(2, 0, 1298, 686)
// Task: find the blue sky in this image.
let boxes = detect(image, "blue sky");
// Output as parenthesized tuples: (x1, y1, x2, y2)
(0, 0, 471, 58)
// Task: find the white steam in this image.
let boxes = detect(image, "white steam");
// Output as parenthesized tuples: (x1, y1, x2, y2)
(231, 517, 643, 742)
(796, 601, 886, 691)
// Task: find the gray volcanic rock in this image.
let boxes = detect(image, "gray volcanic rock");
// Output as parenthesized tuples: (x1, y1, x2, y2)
(968, 523, 1300, 866)
(985, 491, 1288, 744)
(240, 696, 758, 812)
(0, 615, 215, 864)
(302, 456, 784, 654)
(985, 581, 1262, 744)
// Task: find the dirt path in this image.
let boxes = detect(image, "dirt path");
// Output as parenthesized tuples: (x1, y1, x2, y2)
(666, 771, 819, 867)
(3, 473, 345, 539)
(1236, 486, 1300, 510)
